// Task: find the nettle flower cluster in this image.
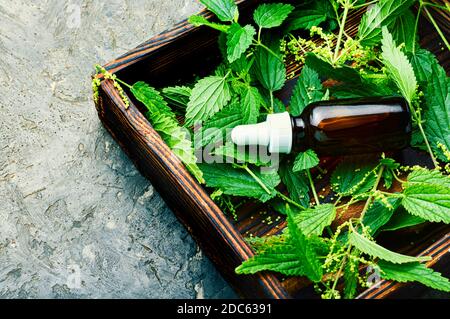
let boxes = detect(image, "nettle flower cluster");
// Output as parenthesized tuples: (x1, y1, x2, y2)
(281, 26, 379, 72)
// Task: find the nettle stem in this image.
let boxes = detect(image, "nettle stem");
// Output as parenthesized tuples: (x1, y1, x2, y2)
(269, 91, 274, 113)
(423, 6, 450, 52)
(333, 2, 350, 63)
(240, 165, 272, 195)
(409, 102, 439, 168)
(277, 192, 306, 210)
(412, 3, 423, 53)
(360, 165, 384, 220)
(417, 120, 440, 168)
(331, 244, 353, 293)
(240, 164, 307, 210)
(307, 170, 320, 205)
(254, 41, 283, 62)
(115, 77, 132, 89)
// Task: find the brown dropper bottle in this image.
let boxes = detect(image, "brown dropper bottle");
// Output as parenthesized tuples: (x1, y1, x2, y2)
(231, 97, 412, 155)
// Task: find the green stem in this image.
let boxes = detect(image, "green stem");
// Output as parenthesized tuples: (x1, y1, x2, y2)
(269, 91, 274, 113)
(423, 6, 450, 52)
(334, 194, 343, 206)
(392, 172, 407, 184)
(254, 41, 283, 62)
(360, 166, 384, 220)
(307, 170, 320, 205)
(336, 196, 360, 210)
(353, 0, 378, 9)
(277, 192, 306, 210)
(408, 99, 439, 169)
(412, 4, 423, 53)
(331, 244, 353, 293)
(417, 120, 440, 168)
(422, 1, 450, 12)
(333, 3, 349, 63)
(258, 27, 262, 43)
(240, 165, 272, 195)
(378, 190, 404, 197)
(115, 77, 132, 89)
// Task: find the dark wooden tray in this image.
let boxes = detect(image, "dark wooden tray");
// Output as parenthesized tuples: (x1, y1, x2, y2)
(94, 0, 450, 299)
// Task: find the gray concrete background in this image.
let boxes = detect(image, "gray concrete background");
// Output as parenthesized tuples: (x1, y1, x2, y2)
(0, 0, 236, 298)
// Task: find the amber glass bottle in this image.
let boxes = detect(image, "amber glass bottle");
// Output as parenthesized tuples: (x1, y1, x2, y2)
(231, 97, 412, 155)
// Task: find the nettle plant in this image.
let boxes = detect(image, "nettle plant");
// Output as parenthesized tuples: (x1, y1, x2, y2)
(94, 0, 450, 298)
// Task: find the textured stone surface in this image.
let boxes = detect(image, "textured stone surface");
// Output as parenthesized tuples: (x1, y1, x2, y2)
(0, 0, 236, 299)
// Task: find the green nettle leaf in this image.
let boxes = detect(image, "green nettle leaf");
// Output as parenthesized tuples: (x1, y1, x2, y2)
(162, 86, 191, 109)
(330, 158, 377, 196)
(286, 207, 323, 282)
(231, 54, 252, 74)
(362, 198, 401, 235)
(289, 66, 323, 116)
(273, 98, 286, 113)
(270, 199, 303, 215)
(402, 183, 450, 224)
(279, 162, 310, 208)
(293, 149, 319, 172)
(131, 81, 173, 115)
(305, 53, 362, 84)
(358, 0, 415, 46)
(188, 15, 230, 33)
(381, 27, 417, 104)
(305, 54, 394, 99)
(388, 10, 416, 53)
(200, 0, 238, 22)
(405, 168, 450, 188)
(130, 82, 204, 184)
(380, 157, 399, 189)
(381, 208, 426, 232)
(401, 169, 450, 224)
(294, 204, 336, 236)
(195, 101, 242, 147)
(241, 86, 262, 124)
(423, 62, 450, 162)
(409, 49, 437, 85)
(349, 231, 430, 264)
(253, 46, 286, 92)
(286, 10, 327, 32)
(285, 0, 335, 32)
(378, 261, 450, 292)
(253, 3, 294, 29)
(213, 142, 271, 166)
(199, 163, 280, 202)
(331, 76, 397, 99)
(245, 233, 286, 253)
(235, 244, 306, 276)
(286, 11, 327, 31)
(226, 24, 256, 63)
(185, 74, 232, 126)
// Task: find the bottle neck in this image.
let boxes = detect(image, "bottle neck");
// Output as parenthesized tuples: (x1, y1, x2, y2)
(291, 116, 308, 152)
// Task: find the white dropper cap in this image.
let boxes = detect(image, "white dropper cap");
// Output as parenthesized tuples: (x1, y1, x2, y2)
(231, 112, 293, 153)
